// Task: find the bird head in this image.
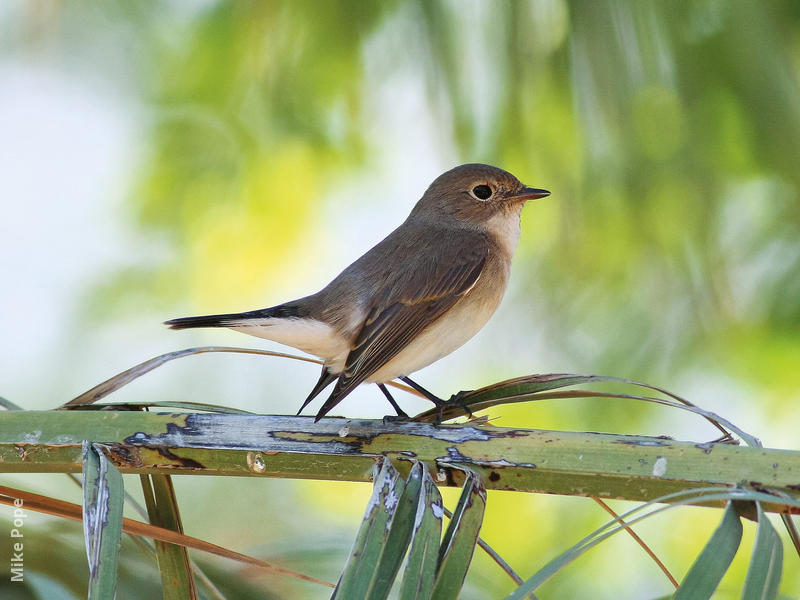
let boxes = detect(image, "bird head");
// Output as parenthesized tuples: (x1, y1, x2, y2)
(411, 163, 550, 227)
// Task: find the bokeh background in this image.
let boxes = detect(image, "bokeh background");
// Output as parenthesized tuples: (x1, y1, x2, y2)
(2, 1, 799, 598)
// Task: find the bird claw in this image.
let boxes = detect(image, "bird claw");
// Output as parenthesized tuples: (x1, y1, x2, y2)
(426, 390, 475, 425)
(446, 390, 474, 419)
(382, 413, 411, 425)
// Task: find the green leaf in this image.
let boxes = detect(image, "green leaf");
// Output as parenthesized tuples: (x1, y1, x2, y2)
(674, 501, 743, 599)
(0, 396, 24, 411)
(742, 502, 783, 600)
(70, 400, 256, 414)
(140, 474, 198, 599)
(334, 459, 405, 599)
(504, 488, 782, 600)
(431, 469, 486, 600)
(462, 374, 606, 404)
(82, 442, 124, 600)
(62, 346, 323, 407)
(399, 467, 444, 600)
(367, 461, 426, 600)
(415, 373, 759, 447)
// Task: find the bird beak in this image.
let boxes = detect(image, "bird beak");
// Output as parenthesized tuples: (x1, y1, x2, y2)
(507, 186, 550, 202)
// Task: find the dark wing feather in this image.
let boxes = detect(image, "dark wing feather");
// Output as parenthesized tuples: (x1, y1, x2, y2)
(297, 367, 337, 415)
(313, 243, 487, 420)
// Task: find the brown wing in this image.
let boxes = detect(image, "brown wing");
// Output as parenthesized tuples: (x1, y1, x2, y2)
(313, 242, 487, 420)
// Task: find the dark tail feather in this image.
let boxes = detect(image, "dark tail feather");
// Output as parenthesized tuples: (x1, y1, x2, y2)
(297, 367, 338, 416)
(165, 303, 304, 330)
(314, 396, 339, 422)
(314, 378, 359, 422)
(164, 313, 243, 330)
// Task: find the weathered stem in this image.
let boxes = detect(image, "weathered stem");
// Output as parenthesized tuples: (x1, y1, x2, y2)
(1, 411, 797, 513)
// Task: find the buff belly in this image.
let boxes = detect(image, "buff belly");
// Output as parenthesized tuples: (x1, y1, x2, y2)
(366, 279, 505, 383)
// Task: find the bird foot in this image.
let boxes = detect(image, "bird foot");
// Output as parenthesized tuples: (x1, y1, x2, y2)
(425, 391, 474, 426)
(446, 390, 474, 419)
(382, 413, 411, 424)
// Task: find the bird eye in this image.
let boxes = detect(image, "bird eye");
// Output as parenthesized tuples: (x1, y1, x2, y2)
(472, 184, 492, 200)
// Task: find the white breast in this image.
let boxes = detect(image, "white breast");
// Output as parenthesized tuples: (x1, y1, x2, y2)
(485, 211, 521, 257)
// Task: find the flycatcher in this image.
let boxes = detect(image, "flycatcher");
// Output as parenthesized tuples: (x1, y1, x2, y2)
(166, 163, 549, 421)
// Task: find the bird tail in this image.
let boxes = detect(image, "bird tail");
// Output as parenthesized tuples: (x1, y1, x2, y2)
(164, 303, 304, 330)
(313, 377, 356, 422)
(297, 367, 338, 416)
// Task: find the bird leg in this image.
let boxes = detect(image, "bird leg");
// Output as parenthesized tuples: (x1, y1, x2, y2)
(399, 376, 446, 405)
(399, 376, 474, 423)
(378, 384, 409, 420)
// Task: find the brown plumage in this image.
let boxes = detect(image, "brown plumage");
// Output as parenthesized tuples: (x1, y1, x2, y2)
(166, 163, 549, 420)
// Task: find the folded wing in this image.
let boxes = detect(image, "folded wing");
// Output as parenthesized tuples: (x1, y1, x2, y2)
(313, 239, 488, 420)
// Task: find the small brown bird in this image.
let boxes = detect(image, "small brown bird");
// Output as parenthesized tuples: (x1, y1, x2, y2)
(166, 163, 549, 420)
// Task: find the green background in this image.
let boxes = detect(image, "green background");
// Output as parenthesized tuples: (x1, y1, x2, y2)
(1, 1, 798, 598)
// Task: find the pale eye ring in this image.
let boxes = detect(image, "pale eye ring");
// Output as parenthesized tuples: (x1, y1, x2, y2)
(471, 184, 493, 200)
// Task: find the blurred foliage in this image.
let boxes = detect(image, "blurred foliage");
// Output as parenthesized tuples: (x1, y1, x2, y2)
(3, 0, 800, 598)
(43, 0, 797, 389)
(131, 1, 394, 308)
(0, 516, 297, 599)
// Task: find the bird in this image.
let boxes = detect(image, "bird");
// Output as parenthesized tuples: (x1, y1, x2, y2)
(165, 163, 549, 421)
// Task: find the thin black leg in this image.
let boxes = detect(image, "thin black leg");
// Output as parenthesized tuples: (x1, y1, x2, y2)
(399, 376, 446, 406)
(378, 384, 409, 418)
(401, 376, 474, 421)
